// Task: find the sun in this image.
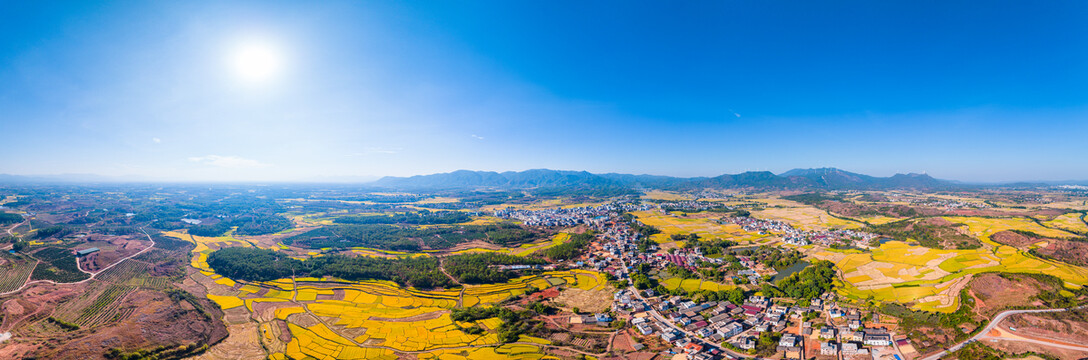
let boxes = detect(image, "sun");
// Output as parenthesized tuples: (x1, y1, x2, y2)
(228, 41, 283, 82)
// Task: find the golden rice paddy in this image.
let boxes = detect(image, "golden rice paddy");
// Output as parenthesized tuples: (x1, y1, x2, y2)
(815, 232, 1088, 313)
(630, 210, 774, 246)
(1041, 212, 1088, 234)
(750, 198, 865, 230)
(165, 230, 601, 359)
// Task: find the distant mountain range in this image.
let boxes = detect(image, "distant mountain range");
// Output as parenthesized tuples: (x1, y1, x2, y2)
(371, 168, 961, 191)
(0, 169, 1084, 189)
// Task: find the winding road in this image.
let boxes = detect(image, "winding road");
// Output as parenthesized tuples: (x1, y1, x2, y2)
(920, 306, 1087, 360)
(0, 227, 156, 297)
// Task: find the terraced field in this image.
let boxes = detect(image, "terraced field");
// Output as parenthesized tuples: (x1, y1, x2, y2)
(443, 233, 574, 257)
(814, 218, 1088, 313)
(166, 230, 605, 359)
(0, 253, 35, 293)
(1040, 212, 1088, 235)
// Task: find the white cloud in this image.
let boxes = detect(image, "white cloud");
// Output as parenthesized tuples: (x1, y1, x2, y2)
(471, 134, 484, 140)
(188, 155, 270, 168)
(346, 147, 402, 156)
(365, 147, 400, 154)
(152, 137, 162, 143)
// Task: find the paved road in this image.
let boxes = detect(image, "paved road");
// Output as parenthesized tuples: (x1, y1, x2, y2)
(1, 219, 28, 251)
(619, 256, 754, 360)
(920, 306, 1083, 360)
(5, 218, 26, 237)
(978, 334, 1088, 352)
(0, 227, 156, 297)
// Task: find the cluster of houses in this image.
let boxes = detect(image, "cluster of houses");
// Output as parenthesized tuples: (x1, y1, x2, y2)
(495, 199, 908, 359)
(491, 201, 651, 227)
(907, 197, 990, 210)
(724, 216, 883, 248)
(658, 200, 732, 212)
(813, 308, 896, 357)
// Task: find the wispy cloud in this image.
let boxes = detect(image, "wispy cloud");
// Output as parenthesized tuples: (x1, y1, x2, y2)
(366, 147, 400, 154)
(346, 147, 402, 156)
(729, 109, 741, 118)
(471, 134, 484, 140)
(188, 155, 270, 168)
(152, 137, 161, 143)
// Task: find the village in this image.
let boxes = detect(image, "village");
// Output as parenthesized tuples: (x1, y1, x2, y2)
(495, 200, 912, 360)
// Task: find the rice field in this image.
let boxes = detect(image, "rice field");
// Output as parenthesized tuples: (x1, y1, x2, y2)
(1041, 212, 1088, 234)
(630, 210, 774, 246)
(815, 236, 1088, 313)
(444, 232, 574, 257)
(750, 201, 864, 231)
(660, 277, 734, 293)
(168, 230, 599, 358)
(944, 216, 1079, 240)
(857, 215, 902, 225)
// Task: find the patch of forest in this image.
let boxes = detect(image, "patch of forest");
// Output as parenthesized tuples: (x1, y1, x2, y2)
(206, 247, 453, 288)
(534, 232, 594, 260)
(443, 253, 546, 284)
(0, 212, 23, 224)
(867, 217, 980, 249)
(333, 210, 471, 225)
(188, 214, 292, 237)
(760, 260, 835, 300)
(282, 223, 537, 251)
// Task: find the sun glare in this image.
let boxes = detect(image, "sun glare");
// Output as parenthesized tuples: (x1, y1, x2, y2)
(228, 41, 283, 82)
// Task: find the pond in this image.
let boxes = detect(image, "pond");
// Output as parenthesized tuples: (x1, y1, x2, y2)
(772, 260, 810, 283)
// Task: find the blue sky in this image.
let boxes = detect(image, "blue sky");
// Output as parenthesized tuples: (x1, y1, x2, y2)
(1, 1, 1086, 182)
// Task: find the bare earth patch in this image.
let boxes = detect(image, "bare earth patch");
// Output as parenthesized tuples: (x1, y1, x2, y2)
(553, 287, 613, 313)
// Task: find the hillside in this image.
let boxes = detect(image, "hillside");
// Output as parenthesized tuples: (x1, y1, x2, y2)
(371, 168, 958, 191)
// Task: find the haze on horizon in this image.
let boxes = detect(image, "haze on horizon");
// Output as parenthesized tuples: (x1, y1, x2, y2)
(1, 1, 1086, 183)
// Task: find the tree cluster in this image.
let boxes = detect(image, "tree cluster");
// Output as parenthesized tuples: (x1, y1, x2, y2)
(334, 211, 471, 225)
(443, 253, 546, 284)
(206, 247, 454, 289)
(763, 260, 835, 299)
(283, 223, 537, 251)
(535, 232, 593, 261)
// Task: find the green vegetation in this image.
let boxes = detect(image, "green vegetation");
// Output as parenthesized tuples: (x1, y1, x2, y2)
(48, 316, 80, 331)
(782, 192, 844, 205)
(734, 245, 802, 270)
(880, 290, 979, 348)
(753, 331, 782, 357)
(33, 225, 72, 239)
(762, 260, 835, 300)
(535, 232, 593, 260)
(334, 211, 472, 225)
(683, 236, 738, 256)
(622, 213, 661, 238)
(451, 306, 502, 322)
(189, 214, 291, 236)
(0, 212, 22, 224)
(207, 247, 454, 288)
(283, 223, 536, 251)
(451, 304, 559, 343)
(867, 219, 979, 249)
(30, 247, 90, 283)
(443, 253, 546, 284)
(104, 343, 209, 360)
